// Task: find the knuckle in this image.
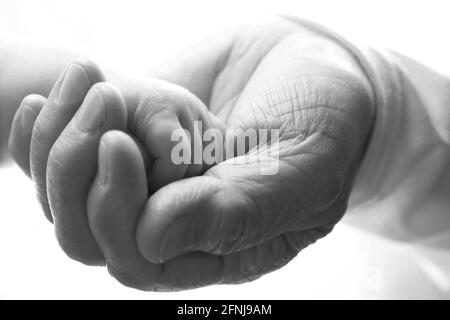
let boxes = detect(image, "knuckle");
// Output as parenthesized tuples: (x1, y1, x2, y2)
(135, 97, 179, 131)
(47, 138, 70, 175)
(106, 263, 159, 291)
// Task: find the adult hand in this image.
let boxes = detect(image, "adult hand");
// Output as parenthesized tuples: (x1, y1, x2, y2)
(9, 17, 375, 290)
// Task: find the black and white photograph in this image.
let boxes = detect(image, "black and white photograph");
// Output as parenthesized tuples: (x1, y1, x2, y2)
(0, 0, 449, 303)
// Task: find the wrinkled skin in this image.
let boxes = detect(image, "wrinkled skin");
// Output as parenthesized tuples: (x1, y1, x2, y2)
(9, 17, 374, 290)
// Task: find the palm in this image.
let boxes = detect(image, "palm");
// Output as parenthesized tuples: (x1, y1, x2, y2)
(148, 18, 375, 253)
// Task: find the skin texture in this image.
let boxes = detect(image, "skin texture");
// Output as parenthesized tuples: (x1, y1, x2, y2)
(8, 17, 375, 290)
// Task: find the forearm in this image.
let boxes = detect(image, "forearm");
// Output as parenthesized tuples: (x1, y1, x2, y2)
(0, 39, 84, 165)
(351, 49, 450, 203)
(347, 46, 450, 241)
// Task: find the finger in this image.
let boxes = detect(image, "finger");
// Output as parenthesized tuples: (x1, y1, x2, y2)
(47, 83, 127, 265)
(8, 94, 46, 177)
(132, 80, 225, 191)
(87, 131, 162, 290)
(30, 60, 104, 222)
(136, 134, 347, 264)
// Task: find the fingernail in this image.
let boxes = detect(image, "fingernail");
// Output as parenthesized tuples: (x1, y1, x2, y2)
(58, 64, 91, 104)
(75, 89, 105, 132)
(21, 105, 38, 135)
(97, 139, 109, 185)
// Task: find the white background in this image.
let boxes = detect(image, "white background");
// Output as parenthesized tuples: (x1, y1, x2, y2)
(1, 0, 450, 299)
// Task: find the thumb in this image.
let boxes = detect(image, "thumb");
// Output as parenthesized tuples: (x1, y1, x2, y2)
(136, 136, 347, 264)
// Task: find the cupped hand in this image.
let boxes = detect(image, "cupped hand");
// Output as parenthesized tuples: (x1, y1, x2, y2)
(9, 17, 375, 290)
